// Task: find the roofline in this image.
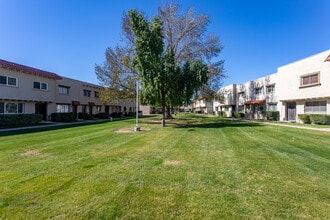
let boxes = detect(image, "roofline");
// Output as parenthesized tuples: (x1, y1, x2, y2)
(0, 59, 62, 80)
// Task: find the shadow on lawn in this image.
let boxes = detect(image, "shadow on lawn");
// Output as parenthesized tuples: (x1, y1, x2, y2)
(171, 119, 264, 130)
(0, 120, 111, 137)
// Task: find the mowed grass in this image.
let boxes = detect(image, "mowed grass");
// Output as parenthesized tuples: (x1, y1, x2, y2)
(0, 115, 329, 219)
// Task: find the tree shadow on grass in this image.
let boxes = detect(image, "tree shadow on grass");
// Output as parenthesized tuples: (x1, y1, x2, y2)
(0, 120, 111, 137)
(171, 119, 264, 130)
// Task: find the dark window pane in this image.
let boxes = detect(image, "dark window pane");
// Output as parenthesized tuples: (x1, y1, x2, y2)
(0, 76, 7, 85)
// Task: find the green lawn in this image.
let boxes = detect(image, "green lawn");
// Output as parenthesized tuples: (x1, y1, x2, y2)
(1, 115, 329, 219)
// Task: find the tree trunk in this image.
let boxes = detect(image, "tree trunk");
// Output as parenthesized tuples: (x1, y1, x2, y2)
(165, 106, 174, 119)
(161, 105, 166, 127)
(161, 89, 166, 127)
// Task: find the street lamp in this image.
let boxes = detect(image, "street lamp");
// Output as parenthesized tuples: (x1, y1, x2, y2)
(134, 78, 140, 131)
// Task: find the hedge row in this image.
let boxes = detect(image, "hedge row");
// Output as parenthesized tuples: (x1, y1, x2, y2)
(0, 114, 43, 126)
(298, 114, 330, 125)
(51, 113, 76, 122)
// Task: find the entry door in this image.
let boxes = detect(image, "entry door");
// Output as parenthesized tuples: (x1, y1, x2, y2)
(35, 102, 47, 120)
(287, 102, 296, 121)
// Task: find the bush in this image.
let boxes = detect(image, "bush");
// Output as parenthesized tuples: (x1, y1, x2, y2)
(309, 114, 330, 125)
(233, 112, 245, 118)
(77, 112, 93, 120)
(266, 111, 279, 121)
(51, 113, 76, 122)
(94, 112, 109, 119)
(298, 114, 311, 124)
(261, 111, 279, 121)
(0, 114, 42, 126)
(110, 112, 122, 118)
(217, 111, 226, 117)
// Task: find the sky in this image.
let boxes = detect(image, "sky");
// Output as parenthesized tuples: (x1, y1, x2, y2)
(0, 0, 329, 87)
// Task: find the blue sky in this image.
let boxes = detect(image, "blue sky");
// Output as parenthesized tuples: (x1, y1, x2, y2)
(0, 0, 329, 87)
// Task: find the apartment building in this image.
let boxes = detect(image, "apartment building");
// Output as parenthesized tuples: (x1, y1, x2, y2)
(216, 49, 330, 122)
(213, 84, 237, 117)
(192, 97, 213, 114)
(0, 59, 135, 120)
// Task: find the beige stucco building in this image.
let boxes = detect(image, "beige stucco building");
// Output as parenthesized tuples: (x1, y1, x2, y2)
(0, 59, 135, 120)
(217, 49, 330, 122)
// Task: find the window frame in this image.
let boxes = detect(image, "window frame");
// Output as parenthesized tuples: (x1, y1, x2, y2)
(58, 85, 70, 94)
(305, 101, 327, 113)
(300, 72, 320, 88)
(83, 89, 91, 97)
(267, 103, 277, 111)
(255, 87, 263, 95)
(33, 81, 48, 91)
(0, 75, 18, 87)
(56, 104, 70, 113)
(0, 102, 24, 114)
(94, 91, 100, 98)
(266, 84, 275, 93)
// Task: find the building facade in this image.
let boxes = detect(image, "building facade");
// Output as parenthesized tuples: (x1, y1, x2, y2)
(0, 59, 135, 120)
(192, 97, 213, 114)
(216, 49, 330, 122)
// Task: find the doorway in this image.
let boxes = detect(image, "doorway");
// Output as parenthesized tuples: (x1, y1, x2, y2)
(35, 102, 47, 120)
(287, 102, 296, 121)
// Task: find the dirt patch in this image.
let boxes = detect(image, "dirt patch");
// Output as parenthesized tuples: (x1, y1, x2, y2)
(115, 127, 151, 133)
(21, 149, 44, 158)
(115, 128, 134, 133)
(164, 160, 182, 166)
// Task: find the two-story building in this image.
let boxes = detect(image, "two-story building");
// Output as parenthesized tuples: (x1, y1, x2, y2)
(214, 84, 237, 117)
(217, 49, 330, 122)
(192, 97, 213, 114)
(0, 59, 135, 120)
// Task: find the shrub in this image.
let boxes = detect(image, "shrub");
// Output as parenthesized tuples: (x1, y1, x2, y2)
(217, 111, 226, 117)
(309, 114, 330, 125)
(266, 111, 279, 121)
(233, 112, 245, 118)
(77, 112, 93, 120)
(51, 113, 76, 122)
(110, 112, 122, 118)
(298, 114, 311, 124)
(94, 112, 109, 119)
(261, 111, 279, 121)
(0, 114, 42, 126)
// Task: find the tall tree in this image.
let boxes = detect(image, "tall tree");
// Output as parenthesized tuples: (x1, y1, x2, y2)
(128, 9, 168, 126)
(158, 2, 225, 100)
(96, 3, 224, 124)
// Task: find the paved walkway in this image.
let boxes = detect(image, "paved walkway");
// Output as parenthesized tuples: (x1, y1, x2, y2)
(252, 121, 330, 133)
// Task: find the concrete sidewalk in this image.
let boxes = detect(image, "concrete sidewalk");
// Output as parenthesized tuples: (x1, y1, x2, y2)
(255, 121, 330, 133)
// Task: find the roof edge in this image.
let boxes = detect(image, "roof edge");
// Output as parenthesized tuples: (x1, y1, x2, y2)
(0, 59, 62, 80)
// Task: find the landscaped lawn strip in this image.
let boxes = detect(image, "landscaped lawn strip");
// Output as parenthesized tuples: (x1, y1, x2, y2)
(0, 116, 329, 219)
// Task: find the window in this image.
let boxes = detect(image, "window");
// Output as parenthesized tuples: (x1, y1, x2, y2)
(83, 90, 91, 97)
(238, 105, 244, 112)
(255, 87, 263, 95)
(268, 104, 277, 111)
(0, 102, 24, 114)
(0, 102, 4, 113)
(0, 75, 18, 87)
(59, 86, 69, 94)
(300, 72, 320, 87)
(56, 104, 70, 113)
(305, 101, 326, 113)
(94, 91, 99, 98)
(33, 81, 48, 90)
(266, 85, 275, 93)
